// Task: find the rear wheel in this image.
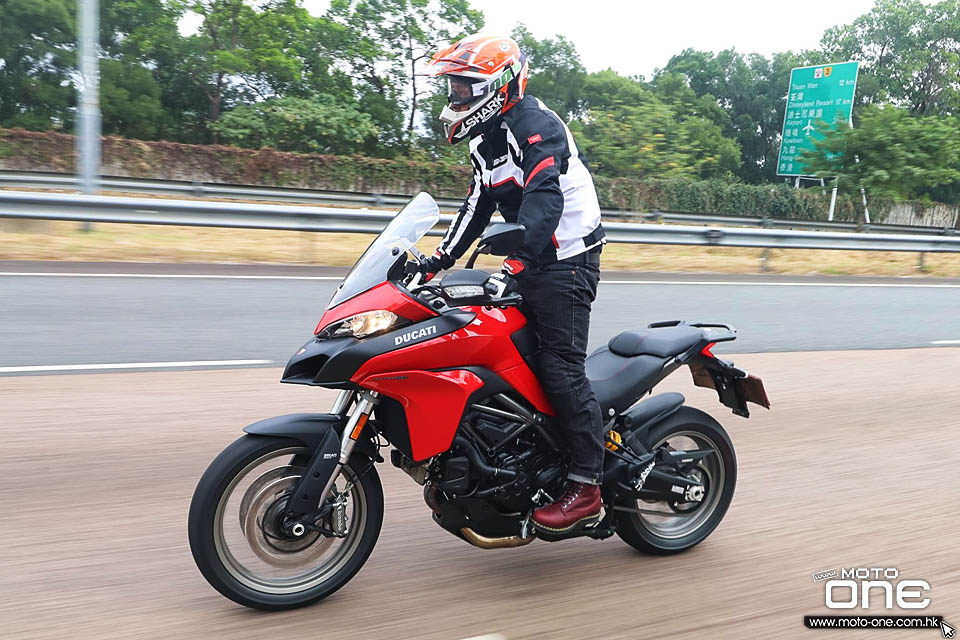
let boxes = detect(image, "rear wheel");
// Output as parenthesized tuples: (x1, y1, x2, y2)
(188, 435, 383, 610)
(615, 408, 736, 554)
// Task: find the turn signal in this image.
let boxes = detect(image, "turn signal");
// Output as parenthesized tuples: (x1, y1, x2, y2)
(605, 429, 622, 452)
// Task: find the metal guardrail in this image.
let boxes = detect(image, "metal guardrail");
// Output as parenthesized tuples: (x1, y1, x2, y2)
(3, 190, 960, 255)
(629, 211, 958, 236)
(2, 170, 958, 236)
(0, 170, 466, 210)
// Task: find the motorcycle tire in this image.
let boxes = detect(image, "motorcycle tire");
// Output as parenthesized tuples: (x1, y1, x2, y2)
(615, 407, 737, 555)
(188, 434, 383, 610)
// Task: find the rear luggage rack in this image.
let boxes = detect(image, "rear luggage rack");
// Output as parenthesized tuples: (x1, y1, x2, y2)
(648, 320, 738, 344)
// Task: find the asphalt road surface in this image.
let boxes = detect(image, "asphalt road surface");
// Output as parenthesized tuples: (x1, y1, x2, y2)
(2, 262, 960, 373)
(2, 349, 958, 639)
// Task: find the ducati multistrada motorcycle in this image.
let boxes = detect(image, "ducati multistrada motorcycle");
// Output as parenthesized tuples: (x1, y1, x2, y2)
(188, 193, 770, 610)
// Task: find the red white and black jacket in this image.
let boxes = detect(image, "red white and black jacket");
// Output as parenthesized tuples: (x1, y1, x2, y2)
(438, 95, 605, 268)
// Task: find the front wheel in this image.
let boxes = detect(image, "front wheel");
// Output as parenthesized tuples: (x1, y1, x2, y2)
(188, 434, 383, 610)
(615, 407, 736, 554)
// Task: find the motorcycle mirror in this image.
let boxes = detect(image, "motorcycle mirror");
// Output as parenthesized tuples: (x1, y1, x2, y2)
(478, 223, 525, 256)
(386, 250, 408, 281)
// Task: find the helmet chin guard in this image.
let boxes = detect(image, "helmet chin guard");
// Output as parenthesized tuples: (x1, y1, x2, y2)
(441, 89, 508, 143)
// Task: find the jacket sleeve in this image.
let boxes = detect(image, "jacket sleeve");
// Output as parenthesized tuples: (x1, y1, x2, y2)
(512, 110, 566, 265)
(437, 152, 497, 261)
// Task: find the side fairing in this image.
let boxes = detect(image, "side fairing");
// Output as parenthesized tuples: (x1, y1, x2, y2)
(360, 370, 484, 461)
(351, 305, 553, 415)
(353, 305, 555, 460)
(495, 361, 553, 415)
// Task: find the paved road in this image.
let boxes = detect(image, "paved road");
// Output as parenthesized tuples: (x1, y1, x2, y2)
(2, 262, 960, 372)
(2, 349, 958, 639)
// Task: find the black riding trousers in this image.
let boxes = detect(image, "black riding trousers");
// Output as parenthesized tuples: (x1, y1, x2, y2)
(518, 260, 604, 484)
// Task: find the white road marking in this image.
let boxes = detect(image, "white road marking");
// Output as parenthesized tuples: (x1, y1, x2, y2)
(0, 272, 341, 280)
(2, 271, 960, 288)
(0, 360, 272, 373)
(459, 635, 507, 640)
(930, 340, 960, 345)
(601, 280, 960, 288)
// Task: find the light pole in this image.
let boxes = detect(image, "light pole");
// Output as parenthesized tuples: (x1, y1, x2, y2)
(76, 0, 101, 231)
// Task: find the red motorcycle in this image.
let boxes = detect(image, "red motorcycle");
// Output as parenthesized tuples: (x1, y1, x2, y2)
(188, 193, 770, 610)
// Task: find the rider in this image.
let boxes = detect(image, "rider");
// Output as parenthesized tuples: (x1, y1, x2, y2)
(423, 34, 606, 534)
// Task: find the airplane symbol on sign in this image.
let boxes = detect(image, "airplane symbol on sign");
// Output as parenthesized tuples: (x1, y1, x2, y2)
(803, 119, 816, 136)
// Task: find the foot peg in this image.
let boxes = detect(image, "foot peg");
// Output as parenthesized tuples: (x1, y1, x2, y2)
(534, 520, 614, 542)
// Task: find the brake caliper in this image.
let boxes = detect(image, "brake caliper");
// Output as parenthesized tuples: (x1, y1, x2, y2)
(332, 492, 349, 537)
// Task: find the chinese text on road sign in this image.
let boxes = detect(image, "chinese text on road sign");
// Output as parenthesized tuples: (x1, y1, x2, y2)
(778, 61, 859, 177)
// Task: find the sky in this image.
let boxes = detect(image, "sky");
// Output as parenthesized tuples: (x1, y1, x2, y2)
(299, 0, 887, 78)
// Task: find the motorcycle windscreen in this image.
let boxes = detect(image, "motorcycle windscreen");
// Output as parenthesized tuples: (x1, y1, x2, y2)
(328, 192, 440, 308)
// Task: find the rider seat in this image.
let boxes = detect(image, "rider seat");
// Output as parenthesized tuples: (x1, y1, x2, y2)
(607, 325, 703, 358)
(586, 326, 704, 416)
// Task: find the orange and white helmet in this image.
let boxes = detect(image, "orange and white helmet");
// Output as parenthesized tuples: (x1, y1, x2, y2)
(426, 34, 529, 144)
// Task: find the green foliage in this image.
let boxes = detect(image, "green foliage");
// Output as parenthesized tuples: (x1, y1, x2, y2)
(178, 1, 307, 124)
(655, 48, 807, 184)
(211, 96, 379, 154)
(101, 59, 166, 139)
(571, 71, 740, 180)
(0, 126, 475, 194)
(100, 0, 183, 61)
(820, 0, 960, 116)
(2, 126, 859, 219)
(328, 0, 483, 149)
(0, 0, 76, 130)
(649, 72, 728, 127)
(0, 140, 20, 158)
(511, 25, 586, 122)
(593, 175, 861, 220)
(801, 105, 960, 200)
(2, 0, 960, 212)
(580, 69, 648, 112)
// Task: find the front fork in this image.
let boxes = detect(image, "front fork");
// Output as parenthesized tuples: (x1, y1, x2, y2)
(330, 388, 355, 415)
(320, 389, 379, 500)
(285, 389, 379, 533)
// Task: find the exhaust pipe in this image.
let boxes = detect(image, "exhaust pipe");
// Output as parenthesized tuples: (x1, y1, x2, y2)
(460, 527, 535, 549)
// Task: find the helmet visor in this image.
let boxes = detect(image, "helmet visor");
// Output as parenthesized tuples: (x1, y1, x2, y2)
(447, 75, 485, 108)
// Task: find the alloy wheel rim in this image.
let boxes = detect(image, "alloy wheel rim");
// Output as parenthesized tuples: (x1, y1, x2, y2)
(212, 446, 367, 594)
(633, 430, 725, 540)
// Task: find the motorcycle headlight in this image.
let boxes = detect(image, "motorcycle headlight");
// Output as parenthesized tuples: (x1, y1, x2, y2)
(318, 310, 406, 339)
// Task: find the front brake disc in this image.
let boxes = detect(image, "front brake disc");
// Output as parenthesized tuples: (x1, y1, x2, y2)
(238, 466, 300, 530)
(239, 469, 333, 568)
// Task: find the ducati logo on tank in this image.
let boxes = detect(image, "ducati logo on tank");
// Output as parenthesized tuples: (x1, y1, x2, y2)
(394, 325, 438, 346)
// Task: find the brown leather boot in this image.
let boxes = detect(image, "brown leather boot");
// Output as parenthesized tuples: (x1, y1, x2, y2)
(531, 482, 602, 534)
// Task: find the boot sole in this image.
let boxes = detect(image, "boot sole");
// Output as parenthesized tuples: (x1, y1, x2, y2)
(532, 512, 602, 534)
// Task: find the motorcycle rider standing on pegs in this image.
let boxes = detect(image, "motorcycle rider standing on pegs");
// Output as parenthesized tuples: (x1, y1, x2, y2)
(421, 34, 607, 534)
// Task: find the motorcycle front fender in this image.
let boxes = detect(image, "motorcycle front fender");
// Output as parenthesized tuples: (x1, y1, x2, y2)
(243, 412, 380, 460)
(243, 413, 347, 450)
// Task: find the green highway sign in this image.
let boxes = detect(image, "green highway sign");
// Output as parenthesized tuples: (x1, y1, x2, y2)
(777, 61, 859, 177)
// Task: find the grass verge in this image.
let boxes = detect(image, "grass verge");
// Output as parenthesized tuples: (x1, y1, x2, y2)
(2, 219, 959, 277)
